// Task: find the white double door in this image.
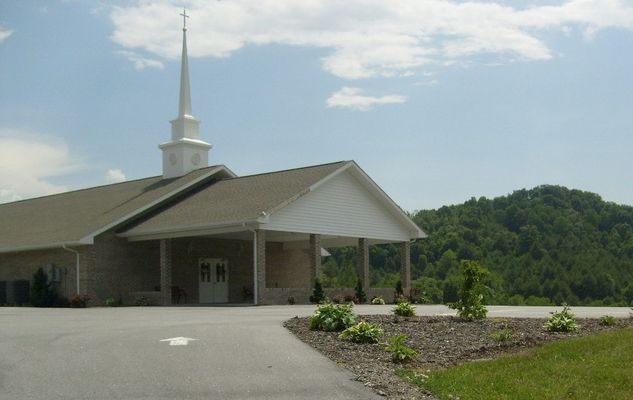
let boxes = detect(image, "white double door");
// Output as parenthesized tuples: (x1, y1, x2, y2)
(198, 258, 229, 303)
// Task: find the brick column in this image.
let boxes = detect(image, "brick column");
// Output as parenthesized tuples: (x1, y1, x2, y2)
(358, 238, 370, 291)
(255, 229, 266, 305)
(78, 246, 95, 297)
(309, 234, 322, 287)
(400, 241, 412, 293)
(160, 239, 172, 306)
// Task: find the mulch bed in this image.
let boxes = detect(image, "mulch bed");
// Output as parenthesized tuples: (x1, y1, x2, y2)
(284, 314, 633, 400)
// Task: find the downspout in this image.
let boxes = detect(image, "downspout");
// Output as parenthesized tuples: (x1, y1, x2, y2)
(62, 244, 81, 295)
(249, 229, 258, 306)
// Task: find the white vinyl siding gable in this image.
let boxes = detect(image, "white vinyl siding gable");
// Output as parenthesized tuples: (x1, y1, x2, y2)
(265, 170, 413, 241)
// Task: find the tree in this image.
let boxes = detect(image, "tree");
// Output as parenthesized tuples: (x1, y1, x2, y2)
(448, 260, 488, 320)
(328, 184, 633, 306)
(309, 278, 325, 304)
(355, 278, 367, 303)
(30, 268, 55, 307)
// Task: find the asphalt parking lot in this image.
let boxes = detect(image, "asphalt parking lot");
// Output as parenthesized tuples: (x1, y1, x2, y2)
(1, 305, 630, 400)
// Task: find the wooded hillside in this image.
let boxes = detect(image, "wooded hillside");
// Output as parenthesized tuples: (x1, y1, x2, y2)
(321, 185, 633, 306)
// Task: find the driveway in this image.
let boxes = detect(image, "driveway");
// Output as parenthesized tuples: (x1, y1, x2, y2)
(1, 305, 630, 399)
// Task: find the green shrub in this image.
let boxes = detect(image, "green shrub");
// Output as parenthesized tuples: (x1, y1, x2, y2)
(545, 304, 578, 332)
(287, 296, 296, 305)
(105, 298, 118, 307)
(339, 321, 384, 343)
(394, 294, 408, 304)
(371, 296, 386, 305)
(355, 278, 367, 304)
(385, 335, 418, 363)
(394, 280, 404, 303)
(599, 315, 616, 326)
(309, 302, 357, 332)
(409, 288, 430, 304)
(30, 268, 56, 307)
(343, 294, 357, 303)
(491, 326, 513, 343)
(393, 301, 416, 317)
(135, 295, 150, 306)
(69, 294, 90, 308)
(309, 278, 326, 304)
(449, 260, 489, 320)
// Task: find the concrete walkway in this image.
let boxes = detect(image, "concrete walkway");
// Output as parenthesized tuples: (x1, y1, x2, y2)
(1, 305, 630, 399)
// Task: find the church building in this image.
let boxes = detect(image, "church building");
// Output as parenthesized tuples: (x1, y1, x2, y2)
(0, 18, 426, 306)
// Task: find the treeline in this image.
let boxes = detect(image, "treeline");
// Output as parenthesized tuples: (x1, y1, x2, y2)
(321, 185, 633, 306)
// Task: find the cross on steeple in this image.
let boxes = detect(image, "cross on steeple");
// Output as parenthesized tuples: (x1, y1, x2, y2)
(180, 8, 189, 30)
(160, 7, 212, 179)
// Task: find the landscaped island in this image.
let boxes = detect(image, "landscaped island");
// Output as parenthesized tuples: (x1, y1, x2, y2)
(285, 305, 633, 400)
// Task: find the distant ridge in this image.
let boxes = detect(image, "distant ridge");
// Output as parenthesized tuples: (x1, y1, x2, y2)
(323, 185, 633, 306)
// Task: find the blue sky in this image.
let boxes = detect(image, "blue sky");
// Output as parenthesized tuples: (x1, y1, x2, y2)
(1, 0, 632, 211)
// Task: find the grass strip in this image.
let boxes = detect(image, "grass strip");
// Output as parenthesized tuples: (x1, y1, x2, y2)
(399, 328, 633, 400)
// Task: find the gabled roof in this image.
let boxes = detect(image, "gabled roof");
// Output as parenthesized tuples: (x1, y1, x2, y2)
(120, 161, 426, 241)
(0, 165, 233, 253)
(121, 161, 349, 238)
(1, 160, 425, 252)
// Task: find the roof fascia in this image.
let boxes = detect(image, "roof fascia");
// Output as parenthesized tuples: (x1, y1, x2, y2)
(220, 165, 238, 178)
(263, 162, 353, 217)
(345, 162, 427, 238)
(308, 161, 354, 191)
(0, 241, 87, 254)
(120, 220, 261, 242)
(80, 166, 231, 243)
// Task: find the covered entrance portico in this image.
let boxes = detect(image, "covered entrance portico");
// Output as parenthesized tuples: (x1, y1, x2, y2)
(127, 228, 414, 305)
(119, 161, 426, 305)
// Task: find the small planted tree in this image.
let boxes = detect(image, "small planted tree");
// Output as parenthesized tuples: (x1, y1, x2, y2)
(309, 278, 326, 304)
(355, 278, 367, 304)
(395, 280, 404, 296)
(449, 260, 488, 320)
(394, 280, 405, 303)
(30, 268, 55, 307)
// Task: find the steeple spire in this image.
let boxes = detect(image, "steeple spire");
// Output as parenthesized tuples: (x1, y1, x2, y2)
(159, 9, 212, 179)
(178, 9, 192, 118)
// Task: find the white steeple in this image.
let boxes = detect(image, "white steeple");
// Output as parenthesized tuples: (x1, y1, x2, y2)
(160, 9, 212, 179)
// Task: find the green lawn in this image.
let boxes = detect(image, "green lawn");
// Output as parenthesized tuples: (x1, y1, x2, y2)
(399, 328, 633, 400)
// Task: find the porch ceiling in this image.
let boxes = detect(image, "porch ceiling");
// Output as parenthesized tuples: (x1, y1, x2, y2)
(125, 228, 401, 248)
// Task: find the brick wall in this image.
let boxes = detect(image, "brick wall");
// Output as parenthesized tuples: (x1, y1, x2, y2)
(170, 237, 254, 304)
(266, 242, 311, 289)
(1, 232, 316, 306)
(0, 247, 81, 301)
(91, 232, 159, 305)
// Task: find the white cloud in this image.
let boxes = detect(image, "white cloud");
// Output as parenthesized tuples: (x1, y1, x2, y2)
(0, 28, 13, 43)
(117, 50, 164, 70)
(109, 0, 633, 79)
(326, 87, 407, 111)
(105, 168, 126, 184)
(0, 129, 80, 203)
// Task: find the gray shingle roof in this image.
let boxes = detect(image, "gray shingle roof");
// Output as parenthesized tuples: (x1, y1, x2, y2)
(0, 166, 230, 252)
(122, 161, 349, 237)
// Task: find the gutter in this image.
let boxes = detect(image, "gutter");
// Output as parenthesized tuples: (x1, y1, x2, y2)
(61, 244, 81, 295)
(0, 241, 85, 254)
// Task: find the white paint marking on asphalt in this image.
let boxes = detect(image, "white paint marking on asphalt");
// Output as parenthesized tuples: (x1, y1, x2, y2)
(160, 337, 198, 346)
